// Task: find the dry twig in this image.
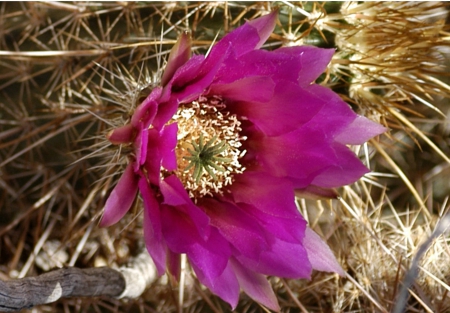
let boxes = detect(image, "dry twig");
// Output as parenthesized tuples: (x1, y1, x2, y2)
(0, 250, 156, 312)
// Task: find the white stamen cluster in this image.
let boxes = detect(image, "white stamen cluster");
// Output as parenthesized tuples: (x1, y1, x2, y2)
(171, 95, 246, 198)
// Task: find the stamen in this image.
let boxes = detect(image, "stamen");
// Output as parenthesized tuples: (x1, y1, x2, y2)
(169, 96, 246, 198)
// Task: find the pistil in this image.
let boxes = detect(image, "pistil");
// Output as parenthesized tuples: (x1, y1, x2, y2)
(170, 95, 246, 198)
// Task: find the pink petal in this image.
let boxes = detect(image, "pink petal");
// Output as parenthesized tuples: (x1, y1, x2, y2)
(303, 227, 345, 276)
(139, 177, 162, 239)
(161, 31, 192, 86)
(160, 205, 200, 252)
(139, 177, 167, 276)
(99, 163, 138, 227)
(187, 228, 232, 284)
(209, 76, 275, 102)
(228, 80, 324, 136)
(161, 55, 204, 100)
(160, 175, 210, 238)
(141, 124, 176, 185)
(160, 123, 178, 171)
(295, 186, 339, 200)
(134, 127, 148, 171)
(276, 46, 335, 87)
(152, 97, 180, 131)
(214, 45, 333, 88)
(160, 205, 231, 281)
(309, 143, 369, 188)
(192, 260, 240, 310)
(251, 128, 330, 187)
(300, 84, 358, 134)
(170, 11, 277, 111)
(107, 124, 134, 144)
(200, 198, 269, 260)
(153, 52, 224, 130)
(237, 236, 312, 279)
(335, 115, 386, 145)
(237, 202, 305, 244)
(231, 259, 280, 312)
(160, 175, 185, 206)
(155, 12, 278, 129)
(131, 87, 160, 128)
(144, 129, 163, 185)
(230, 171, 300, 219)
(247, 10, 278, 50)
(176, 46, 230, 103)
(209, 11, 276, 59)
(168, 250, 181, 281)
(252, 125, 369, 188)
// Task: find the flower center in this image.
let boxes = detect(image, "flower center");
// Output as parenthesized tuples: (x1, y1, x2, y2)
(171, 95, 246, 198)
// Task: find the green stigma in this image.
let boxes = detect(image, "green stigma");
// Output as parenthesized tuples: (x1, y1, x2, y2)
(184, 134, 232, 183)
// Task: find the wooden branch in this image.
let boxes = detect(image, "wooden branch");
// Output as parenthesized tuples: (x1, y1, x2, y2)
(0, 251, 157, 312)
(116, 249, 157, 299)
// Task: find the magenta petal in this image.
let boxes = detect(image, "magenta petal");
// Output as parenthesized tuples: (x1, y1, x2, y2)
(335, 116, 386, 145)
(302, 84, 366, 137)
(214, 46, 334, 90)
(192, 260, 240, 310)
(187, 228, 231, 283)
(107, 124, 134, 144)
(153, 53, 223, 130)
(252, 125, 369, 188)
(139, 177, 167, 276)
(139, 177, 162, 238)
(160, 176, 185, 206)
(165, 44, 229, 106)
(251, 128, 325, 186)
(161, 205, 230, 281)
(162, 55, 204, 97)
(303, 228, 345, 276)
(213, 45, 332, 88)
(238, 202, 305, 244)
(131, 87, 160, 128)
(295, 186, 338, 200)
(144, 129, 163, 185)
(237, 237, 312, 279)
(229, 81, 324, 136)
(209, 11, 276, 59)
(200, 198, 269, 259)
(161, 31, 192, 86)
(160, 205, 200, 251)
(152, 97, 179, 131)
(248, 10, 278, 49)
(310, 143, 370, 188)
(160, 175, 210, 238)
(141, 124, 176, 185)
(176, 46, 230, 103)
(231, 259, 280, 312)
(134, 127, 148, 171)
(160, 123, 178, 171)
(214, 49, 302, 85)
(275, 46, 334, 86)
(209, 76, 275, 102)
(168, 251, 181, 281)
(247, 10, 278, 50)
(100, 163, 138, 227)
(230, 172, 307, 242)
(230, 171, 300, 219)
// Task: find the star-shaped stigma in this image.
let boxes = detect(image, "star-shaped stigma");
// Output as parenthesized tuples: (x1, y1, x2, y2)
(184, 134, 231, 183)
